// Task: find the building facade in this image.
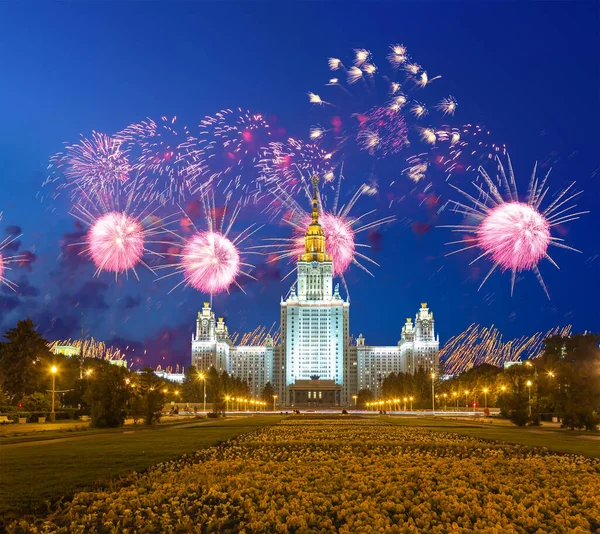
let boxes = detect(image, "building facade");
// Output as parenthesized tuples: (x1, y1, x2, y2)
(191, 176, 439, 406)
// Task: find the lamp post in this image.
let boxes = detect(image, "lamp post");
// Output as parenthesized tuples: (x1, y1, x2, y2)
(453, 391, 458, 411)
(483, 388, 488, 410)
(443, 393, 447, 412)
(431, 372, 436, 414)
(464, 390, 469, 412)
(198, 372, 206, 413)
(409, 396, 414, 411)
(352, 395, 358, 407)
(50, 366, 57, 422)
(526, 380, 532, 417)
(273, 394, 278, 412)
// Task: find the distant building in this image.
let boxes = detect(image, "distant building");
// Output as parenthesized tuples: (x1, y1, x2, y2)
(191, 176, 440, 405)
(152, 370, 185, 384)
(52, 345, 80, 357)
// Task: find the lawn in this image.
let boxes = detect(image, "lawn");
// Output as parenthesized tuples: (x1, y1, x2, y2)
(11, 417, 599, 533)
(0, 415, 284, 524)
(385, 415, 600, 458)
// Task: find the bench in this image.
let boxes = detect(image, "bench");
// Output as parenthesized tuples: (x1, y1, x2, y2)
(0, 416, 12, 424)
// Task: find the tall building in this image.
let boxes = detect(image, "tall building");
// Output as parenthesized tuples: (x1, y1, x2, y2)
(191, 176, 439, 406)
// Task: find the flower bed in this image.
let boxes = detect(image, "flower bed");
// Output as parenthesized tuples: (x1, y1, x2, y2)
(12, 418, 600, 533)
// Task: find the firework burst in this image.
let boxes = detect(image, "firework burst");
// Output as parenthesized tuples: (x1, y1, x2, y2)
(158, 191, 261, 296)
(254, 168, 395, 290)
(307, 42, 456, 171)
(70, 183, 167, 279)
(257, 138, 336, 205)
(116, 116, 205, 204)
(46, 132, 132, 202)
(198, 108, 273, 196)
(443, 154, 588, 298)
(0, 213, 25, 291)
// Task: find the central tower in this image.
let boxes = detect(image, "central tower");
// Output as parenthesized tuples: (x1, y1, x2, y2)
(297, 175, 334, 301)
(278, 175, 350, 406)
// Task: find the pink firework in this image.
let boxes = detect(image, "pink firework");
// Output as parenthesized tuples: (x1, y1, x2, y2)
(116, 116, 205, 204)
(71, 183, 167, 279)
(478, 202, 550, 271)
(88, 212, 145, 273)
(356, 105, 409, 157)
(47, 132, 131, 201)
(181, 231, 240, 294)
(158, 192, 260, 296)
(255, 169, 394, 291)
(444, 155, 588, 298)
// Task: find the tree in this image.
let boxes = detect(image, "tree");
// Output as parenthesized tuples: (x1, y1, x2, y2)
(357, 389, 374, 408)
(0, 318, 53, 401)
(20, 392, 51, 412)
(182, 365, 203, 403)
(261, 382, 275, 403)
(84, 364, 132, 428)
(132, 368, 166, 425)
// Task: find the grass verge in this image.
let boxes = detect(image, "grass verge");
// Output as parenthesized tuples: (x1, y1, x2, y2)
(0, 415, 284, 524)
(385, 416, 600, 458)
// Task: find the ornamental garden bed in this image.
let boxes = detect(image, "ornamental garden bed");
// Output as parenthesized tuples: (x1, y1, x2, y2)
(10, 418, 600, 532)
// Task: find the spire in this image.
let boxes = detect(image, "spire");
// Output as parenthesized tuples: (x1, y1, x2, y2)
(300, 175, 331, 262)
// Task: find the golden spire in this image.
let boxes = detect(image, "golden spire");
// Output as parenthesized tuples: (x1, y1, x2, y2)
(300, 175, 330, 262)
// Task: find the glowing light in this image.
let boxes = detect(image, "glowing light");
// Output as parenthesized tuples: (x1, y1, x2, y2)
(328, 58, 342, 70)
(88, 212, 144, 273)
(444, 155, 588, 297)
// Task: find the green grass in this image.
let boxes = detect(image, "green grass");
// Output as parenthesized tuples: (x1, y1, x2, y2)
(0, 415, 284, 524)
(384, 416, 600, 458)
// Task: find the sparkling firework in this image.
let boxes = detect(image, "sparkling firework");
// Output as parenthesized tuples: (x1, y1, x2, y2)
(257, 138, 336, 204)
(444, 155, 588, 298)
(71, 184, 167, 279)
(46, 132, 131, 202)
(255, 168, 395, 287)
(116, 116, 205, 204)
(308, 42, 455, 167)
(197, 108, 273, 196)
(158, 192, 260, 296)
(0, 213, 24, 291)
(440, 323, 572, 375)
(48, 338, 129, 365)
(230, 323, 281, 346)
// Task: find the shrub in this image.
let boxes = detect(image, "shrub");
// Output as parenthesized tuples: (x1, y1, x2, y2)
(20, 392, 51, 412)
(508, 409, 530, 426)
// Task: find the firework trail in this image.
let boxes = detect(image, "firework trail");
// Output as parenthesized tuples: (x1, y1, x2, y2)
(254, 167, 395, 291)
(70, 182, 169, 279)
(157, 190, 261, 296)
(0, 213, 25, 291)
(230, 323, 281, 346)
(440, 323, 572, 375)
(198, 108, 274, 200)
(116, 116, 205, 204)
(48, 338, 129, 364)
(45, 132, 132, 204)
(443, 154, 588, 298)
(308, 43, 455, 164)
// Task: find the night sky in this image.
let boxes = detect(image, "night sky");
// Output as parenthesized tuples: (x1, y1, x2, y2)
(1, 2, 599, 369)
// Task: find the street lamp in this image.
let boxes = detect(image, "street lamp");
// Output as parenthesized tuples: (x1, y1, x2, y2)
(225, 395, 231, 413)
(85, 369, 93, 378)
(431, 372, 436, 414)
(464, 390, 469, 412)
(453, 391, 458, 411)
(526, 380, 532, 417)
(442, 393, 447, 411)
(352, 394, 358, 407)
(198, 372, 206, 413)
(50, 365, 57, 422)
(409, 396, 414, 411)
(403, 397, 407, 411)
(273, 394, 278, 412)
(483, 388, 488, 410)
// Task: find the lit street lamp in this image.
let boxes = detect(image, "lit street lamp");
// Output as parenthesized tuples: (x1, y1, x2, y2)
(50, 366, 57, 422)
(442, 393, 447, 411)
(453, 391, 458, 411)
(225, 395, 231, 412)
(526, 380, 532, 417)
(198, 372, 206, 413)
(409, 396, 414, 411)
(352, 395, 358, 407)
(431, 372, 436, 414)
(483, 388, 488, 410)
(464, 390, 469, 412)
(403, 397, 407, 411)
(273, 394, 278, 412)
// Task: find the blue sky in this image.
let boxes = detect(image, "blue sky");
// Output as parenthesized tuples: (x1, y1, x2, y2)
(1, 2, 599, 368)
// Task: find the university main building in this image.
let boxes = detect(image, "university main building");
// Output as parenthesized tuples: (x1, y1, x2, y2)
(191, 177, 439, 406)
